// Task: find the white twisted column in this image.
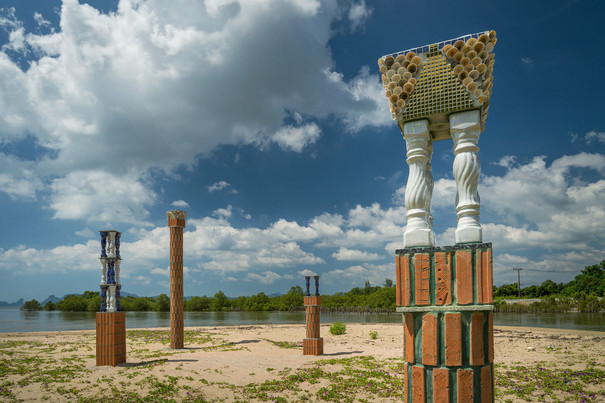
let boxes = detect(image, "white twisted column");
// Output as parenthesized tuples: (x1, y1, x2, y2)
(403, 119, 435, 247)
(450, 110, 482, 244)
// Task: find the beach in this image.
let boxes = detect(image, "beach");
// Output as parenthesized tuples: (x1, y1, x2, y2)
(1, 323, 604, 402)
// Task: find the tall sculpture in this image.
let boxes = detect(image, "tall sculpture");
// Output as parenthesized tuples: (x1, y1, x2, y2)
(167, 210, 187, 349)
(303, 276, 323, 355)
(379, 31, 497, 402)
(96, 230, 126, 366)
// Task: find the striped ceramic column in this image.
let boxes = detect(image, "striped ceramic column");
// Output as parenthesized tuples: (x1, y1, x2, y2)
(167, 210, 186, 349)
(396, 243, 494, 402)
(303, 276, 323, 355)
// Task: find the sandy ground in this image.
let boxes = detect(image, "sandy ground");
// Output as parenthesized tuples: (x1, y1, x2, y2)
(1, 323, 604, 402)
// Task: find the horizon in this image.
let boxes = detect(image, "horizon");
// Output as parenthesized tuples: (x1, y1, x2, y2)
(0, 0, 604, 302)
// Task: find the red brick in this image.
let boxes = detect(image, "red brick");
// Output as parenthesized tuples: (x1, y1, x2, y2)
(422, 314, 438, 366)
(481, 365, 493, 403)
(482, 249, 493, 303)
(457, 368, 474, 402)
(433, 368, 450, 403)
(415, 254, 430, 305)
(303, 338, 323, 355)
(470, 312, 484, 366)
(444, 313, 462, 366)
(488, 312, 494, 362)
(404, 313, 414, 363)
(456, 250, 473, 305)
(402, 255, 411, 306)
(476, 250, 484, 304)
(396, 256, 402, 306)
(435, 252, 451, 305)
(412, 366, 425, 403)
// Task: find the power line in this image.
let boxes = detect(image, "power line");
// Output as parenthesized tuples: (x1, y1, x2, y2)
(512, 268, 523, 297)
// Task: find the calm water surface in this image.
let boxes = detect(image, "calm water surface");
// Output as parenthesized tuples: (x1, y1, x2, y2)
(1, 307, 603, 333)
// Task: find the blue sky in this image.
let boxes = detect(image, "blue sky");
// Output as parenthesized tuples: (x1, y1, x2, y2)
(0, 0, 603, 302)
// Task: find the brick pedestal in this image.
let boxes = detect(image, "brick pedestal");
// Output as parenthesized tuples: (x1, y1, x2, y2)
(96, 312, 126, 366)
(167, 210, 186, 349)
(303, 295, 323, 355)
(396, 243, 494, 402)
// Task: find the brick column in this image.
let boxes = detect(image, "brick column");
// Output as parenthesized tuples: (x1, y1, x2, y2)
(396, 243, 494, 402)
(96, 312, 126, 366)
(167, 210, 186, 349)
(303, 276, 323, 355)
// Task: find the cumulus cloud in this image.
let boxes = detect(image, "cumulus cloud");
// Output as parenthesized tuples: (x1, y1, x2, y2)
(347, 1, 372, 31)
(49, 170, 156, 224)
(332, 247, 382, 261)
(0, 0, 387, 221)
(246, 271, 281, 284)
(171, 200, 189, 208)
(585, 130, 605, 144)
(0, 151, 602, 292)
(208, 181, 232, 193)
(270, 123, 321, 152)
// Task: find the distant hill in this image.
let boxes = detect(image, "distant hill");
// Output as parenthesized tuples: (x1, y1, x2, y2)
(0, 298, 24, 307)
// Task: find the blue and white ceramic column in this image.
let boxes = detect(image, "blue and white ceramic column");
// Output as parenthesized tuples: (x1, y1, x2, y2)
(99, 230, 122, 312)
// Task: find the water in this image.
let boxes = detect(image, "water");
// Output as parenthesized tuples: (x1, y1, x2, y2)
(1, 307, 603, 333)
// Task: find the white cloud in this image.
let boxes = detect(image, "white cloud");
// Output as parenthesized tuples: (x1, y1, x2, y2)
(246, 270, 281, 284)
(332, 247, 381, 261)
(299, 269, 317, 276)
(208, 181, 231, 193)
(348, 1, 372, 31)
(171, 200, 189, 208)
(33, 12, 52, 28)
(585, 130, 605, 144)
(521, 57, 533, 66)
(0, 0, 387, 222)
(49, 170, 156, 224)
(270, 123, 321, 152)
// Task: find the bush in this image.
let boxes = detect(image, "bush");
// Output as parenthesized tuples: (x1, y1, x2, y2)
(329, 321, 346, 335)
(369, 330, 378, 340)
(21, 299, 42, 312)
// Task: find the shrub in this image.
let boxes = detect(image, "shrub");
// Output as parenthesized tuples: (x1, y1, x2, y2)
(369, 330, 378, 340)
(329, 321, 347, 335)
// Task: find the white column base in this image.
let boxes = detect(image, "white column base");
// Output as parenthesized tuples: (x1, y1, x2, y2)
(404, 228, 435, 248)
(455, 224, 483, 244)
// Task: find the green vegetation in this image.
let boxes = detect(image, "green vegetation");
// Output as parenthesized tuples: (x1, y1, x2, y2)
(37, 261, 604, 313)
(494, 261, 605, 313)
(369, 330, 378, 340)
(20, 299, 42, 312)
(494, 261, 605, 299)
(329, 321, 347, 335)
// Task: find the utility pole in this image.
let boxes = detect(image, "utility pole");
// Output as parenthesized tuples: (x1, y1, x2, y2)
(513, 268, 523, 297)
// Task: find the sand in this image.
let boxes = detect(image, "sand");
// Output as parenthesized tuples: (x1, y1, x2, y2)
(1, 323, 604, 402)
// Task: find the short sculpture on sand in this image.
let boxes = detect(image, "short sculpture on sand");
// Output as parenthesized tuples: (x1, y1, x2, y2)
(96, 230, 126, 366)
(379, 31, 497, 402)
(167, 210, 187, 349)
(303, 276, 323, 355)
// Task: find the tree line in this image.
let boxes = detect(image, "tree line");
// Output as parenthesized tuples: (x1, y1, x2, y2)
(20, 261, 604, 313)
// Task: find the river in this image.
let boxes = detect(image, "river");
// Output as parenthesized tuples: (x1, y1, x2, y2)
(1, 307, 603, 333)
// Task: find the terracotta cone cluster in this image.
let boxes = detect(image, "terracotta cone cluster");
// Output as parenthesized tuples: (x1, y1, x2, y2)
(168, 210, 187, 350)
(396, 244, 494, 402)
(378, 30, 497, 134)
(378, 52, 424, 118)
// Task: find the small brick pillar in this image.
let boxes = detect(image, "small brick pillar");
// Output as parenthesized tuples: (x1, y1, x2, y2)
(396, 243, 494, 402)
(303, 275, 323, 355)
(96, 312, 126, 366)
(167, 210, 187, 349)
